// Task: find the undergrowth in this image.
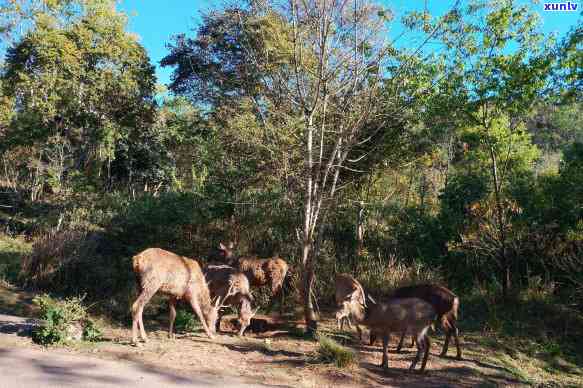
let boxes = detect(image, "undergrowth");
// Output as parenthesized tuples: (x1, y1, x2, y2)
(31, 294, 102, 345)
(315, 333, 356, 368)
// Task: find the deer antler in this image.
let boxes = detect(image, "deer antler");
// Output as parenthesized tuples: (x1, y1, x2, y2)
(215, 283, 236, 310)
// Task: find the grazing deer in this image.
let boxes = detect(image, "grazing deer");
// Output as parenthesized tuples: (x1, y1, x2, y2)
(334, 273, 367, 340)
(215, 242, 289, 314)
(131, 248, 229, 345)
(390, 284, 461, 359)
(337, 293, 436, 372)
(204, 264, 258, 336)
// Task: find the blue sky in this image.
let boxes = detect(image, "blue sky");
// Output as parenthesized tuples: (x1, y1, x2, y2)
(118, 0, 581, 86)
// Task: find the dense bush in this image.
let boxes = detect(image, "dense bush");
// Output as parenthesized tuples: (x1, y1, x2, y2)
(31, 294, 102, 345)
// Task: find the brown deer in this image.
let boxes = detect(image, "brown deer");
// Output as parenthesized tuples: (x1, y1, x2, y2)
(131, 248, 229, 345)
(215, 242, 289, 314)
(204, 264, 258, 336)
(368, 284, 461, 359)
(337, 293, 436, 372)
(390, 284, 461, 360)
(334, 273, 367, 340)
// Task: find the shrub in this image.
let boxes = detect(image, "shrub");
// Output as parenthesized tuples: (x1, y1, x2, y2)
(20, 229, 96, 289)
(316, 334, 356, 368)
(174, 309, 200, 333)
(82, 319, 103, 342)
(31, 294, 102, 345)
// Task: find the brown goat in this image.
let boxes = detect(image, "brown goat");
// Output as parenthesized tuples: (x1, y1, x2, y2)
(338, 293, 436, 372)
(216, 242, 289, 313)
(131, 248, 226, 345)
(334, 273, 367, 340)
(204, 264, 257, 336)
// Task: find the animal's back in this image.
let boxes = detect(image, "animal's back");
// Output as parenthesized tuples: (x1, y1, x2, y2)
(365, 297, 436, 332)
(205, 265, 250, 300)
(133, 248, 202, 297)
(392, 284, 457, 317)
(238, 256, 268, 287)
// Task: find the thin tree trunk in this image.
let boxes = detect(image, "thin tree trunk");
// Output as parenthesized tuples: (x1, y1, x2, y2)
(301, 241, 317, 334)
(489, 144, 510, 299)
(356, 201, 365, 255)
(302, 114, 318, 334)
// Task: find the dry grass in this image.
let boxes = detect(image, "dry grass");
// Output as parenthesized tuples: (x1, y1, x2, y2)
(315, 334, 356, 368)
(350, 253, 445, 297)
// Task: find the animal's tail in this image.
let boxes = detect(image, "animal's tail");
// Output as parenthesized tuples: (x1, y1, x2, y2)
(451, 296, 460, 320)
(132, 253, 144, 293)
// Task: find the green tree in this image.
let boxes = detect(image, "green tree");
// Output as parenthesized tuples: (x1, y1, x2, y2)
(1, 0, 157, 194)
(424, 0, 554, 298)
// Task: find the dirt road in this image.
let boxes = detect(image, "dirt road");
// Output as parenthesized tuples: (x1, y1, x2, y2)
(0, 346, 275, 388)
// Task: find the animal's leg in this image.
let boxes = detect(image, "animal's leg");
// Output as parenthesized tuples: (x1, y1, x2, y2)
(381, 333, 391, 372)
(369, 331, 377, 346)
(345, 316, 353, 329)
(279, 280, 285, 315)
(138, 290, 156, 342)
(131, 300, 140, 345)
(131, 286, 156, 344)
(441, 328, 450, 357)
(216, 310, 223, 333)
(356, 325, 363, 342)
(409, 332, 422, 371)
(451, 321, 462, 360)
(168, 297, 177, 339)
(189, 299, 214, 339)
(396, 331, 406, 352)
(420, 333, 431, 372)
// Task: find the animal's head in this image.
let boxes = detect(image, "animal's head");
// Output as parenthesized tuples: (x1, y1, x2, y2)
(237, 295, 258, 336)
(335, 300, 351, 323)
(335, 290, 366, 323)
(205, 283, 236, 336)
(217, 242, 236, 263)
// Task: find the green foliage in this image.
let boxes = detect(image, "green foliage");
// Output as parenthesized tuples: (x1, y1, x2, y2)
(82, 318, 102, 342)
(1, 0, 159, 194)
(0, 235, 31, 284)
(31, 294, 101, 345)
(173, 310, 200, 333)
(316, 334, 356, 368)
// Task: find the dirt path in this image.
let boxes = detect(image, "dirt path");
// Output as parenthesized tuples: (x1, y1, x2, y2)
(0, 312, 528, 388)
(0, 346, 275, 388)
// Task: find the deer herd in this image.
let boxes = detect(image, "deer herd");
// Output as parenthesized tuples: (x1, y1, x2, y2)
(131, 243, 462, 373)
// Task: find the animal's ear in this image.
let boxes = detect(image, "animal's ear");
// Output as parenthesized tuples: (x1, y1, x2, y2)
(367, 294, 377, 305)
(219, 242, 227, 250)
(228, 241, 235, 249)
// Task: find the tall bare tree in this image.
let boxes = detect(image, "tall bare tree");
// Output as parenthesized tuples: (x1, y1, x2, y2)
(281, 0, 391, 331)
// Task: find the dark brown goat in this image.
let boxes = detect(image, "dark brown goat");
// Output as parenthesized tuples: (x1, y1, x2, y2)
(204, 264, 257, 336)
(370, 284, 461, 359)
(216, 242, 289, 313)
(131, 248, 226, 345)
